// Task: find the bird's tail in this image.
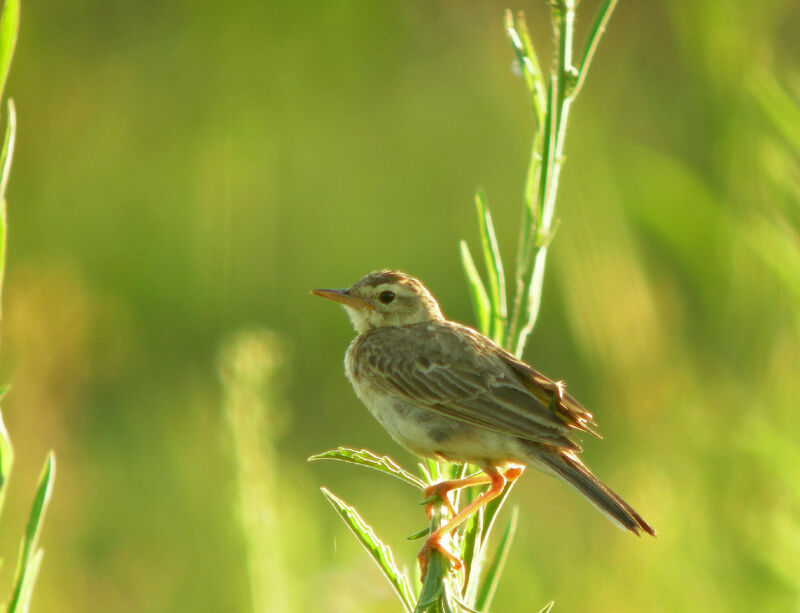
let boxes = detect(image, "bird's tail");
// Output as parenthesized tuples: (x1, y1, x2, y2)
(529, 445, 656, 537)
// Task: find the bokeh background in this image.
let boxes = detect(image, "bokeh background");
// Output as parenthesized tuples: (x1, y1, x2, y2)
(0, 0, 798, 611)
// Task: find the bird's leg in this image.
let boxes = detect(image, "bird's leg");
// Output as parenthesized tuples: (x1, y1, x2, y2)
(422, 466, 524, 518)
(503, 466, 524, 482)
(418, 465, 513, 578)
(423, 473, 489, 518)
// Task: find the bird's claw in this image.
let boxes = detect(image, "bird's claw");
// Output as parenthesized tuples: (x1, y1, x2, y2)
(417, 537, 462, 580)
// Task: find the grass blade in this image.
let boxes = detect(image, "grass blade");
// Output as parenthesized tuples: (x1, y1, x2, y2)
(573, 0, 618, 99)
(537, 601, 555, 613)
(0, 98, 14, 201)
(0, 0, 19, 103)
(0, 389, 12, 514)
(458, 508, 483, 602)
(474, 190, 507, 344)
(414, 548, 457, 613)
(538, 73, 560, 236)
(9, 550, 42, 613)
(460, 240, 491, 335)
(508, 79, 556, 355)
(474, 507, 519, 611)
(7, 451, 56, 613)
(406, 526, 430, 541)
(309, 447, 426, 489)
(0, 99, 16, 318)
(320, 487, 416, 613)
(504, 10, 546, 125)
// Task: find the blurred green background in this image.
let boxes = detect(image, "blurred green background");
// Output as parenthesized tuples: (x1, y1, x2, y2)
(0, 0, 798, 611)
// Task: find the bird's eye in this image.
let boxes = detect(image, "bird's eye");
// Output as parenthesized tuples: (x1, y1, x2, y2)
(379, 290, 396, 304)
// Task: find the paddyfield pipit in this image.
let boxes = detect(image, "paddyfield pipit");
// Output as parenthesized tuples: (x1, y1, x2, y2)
(313, 270, 655, 575)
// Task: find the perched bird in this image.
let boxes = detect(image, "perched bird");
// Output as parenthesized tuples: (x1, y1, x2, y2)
(313, 270, 655, 576)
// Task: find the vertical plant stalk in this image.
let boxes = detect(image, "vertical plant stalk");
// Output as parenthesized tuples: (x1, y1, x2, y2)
(0, 0, 19, 534)
(6, 453, 56, 613)
(0, 0, 19, 319)
(219, 330, 292, 613)
(505, 0, 619, 357)
(453, 1, 619, 609)
(0, 3, 59, 612)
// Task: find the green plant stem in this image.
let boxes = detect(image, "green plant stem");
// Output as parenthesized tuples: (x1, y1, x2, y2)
(507, 1, 579, 357)
(443, 2, 618, 609)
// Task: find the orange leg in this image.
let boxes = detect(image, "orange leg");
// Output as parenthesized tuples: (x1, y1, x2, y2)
(418, 465, 524, 578)
(423, 466, 524, 518)
(423, 473, 492, 518)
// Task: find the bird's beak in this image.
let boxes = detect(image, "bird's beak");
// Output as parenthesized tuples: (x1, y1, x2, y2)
(311, 288, 374, 310)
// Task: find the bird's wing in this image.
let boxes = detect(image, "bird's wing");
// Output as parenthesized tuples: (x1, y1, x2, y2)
(353, 322, 593, 450)
(494, 349, 601, 438)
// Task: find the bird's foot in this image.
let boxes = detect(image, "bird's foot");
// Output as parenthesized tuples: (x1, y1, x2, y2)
(422, 483, 458, 519)
(417, 536, 462, 580)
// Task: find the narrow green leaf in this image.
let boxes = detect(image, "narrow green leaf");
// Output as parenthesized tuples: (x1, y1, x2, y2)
(415, 496, 464, 613)
(538, 73, 560, 241)
(508, 131, 544, 351)
(415, 550, 455, 613)
(321, 487, 416, 613)
(0, 0, 19, 103)
(407, 526, 430, 541)
(7, 451, 56, 613)
(479, 478, 517, 563)
(459, 507, 484, 603)
(0, 100, 16, 318)
(0, 98, 15, 200)
(515, 247, 549, 358)
(511, 77, 560, 357)
(474, 190, 507, 344)
(418, 462, 434, 485)
(474, 507, 519, 611)
(414, 565, 444, 612)
(451, 597, 482, 613)
(504, 10, 546, 126)
(12, 549, 43, 613)
(508, 79, 556, 355)
(537, 601, 555, 613)
(574, 0, 618, 99)
(0, 395, 13, 514)
(463, 478, 518, 605)
(459, 240, 491, 335)
(309, 447, 426, 489)
(458, 468, 488, 597)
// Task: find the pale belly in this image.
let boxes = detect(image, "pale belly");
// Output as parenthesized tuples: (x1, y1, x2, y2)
(351, 383, 526, 468)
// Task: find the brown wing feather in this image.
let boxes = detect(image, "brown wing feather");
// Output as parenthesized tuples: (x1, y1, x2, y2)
(497, 352, 602, 438)
(351, 321, 589, 450)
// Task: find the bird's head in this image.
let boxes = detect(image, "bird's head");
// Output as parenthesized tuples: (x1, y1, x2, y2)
(313, 270, 444, 334)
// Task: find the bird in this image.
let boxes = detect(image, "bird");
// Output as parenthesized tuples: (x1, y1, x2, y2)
(312, 270, 655, 576)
